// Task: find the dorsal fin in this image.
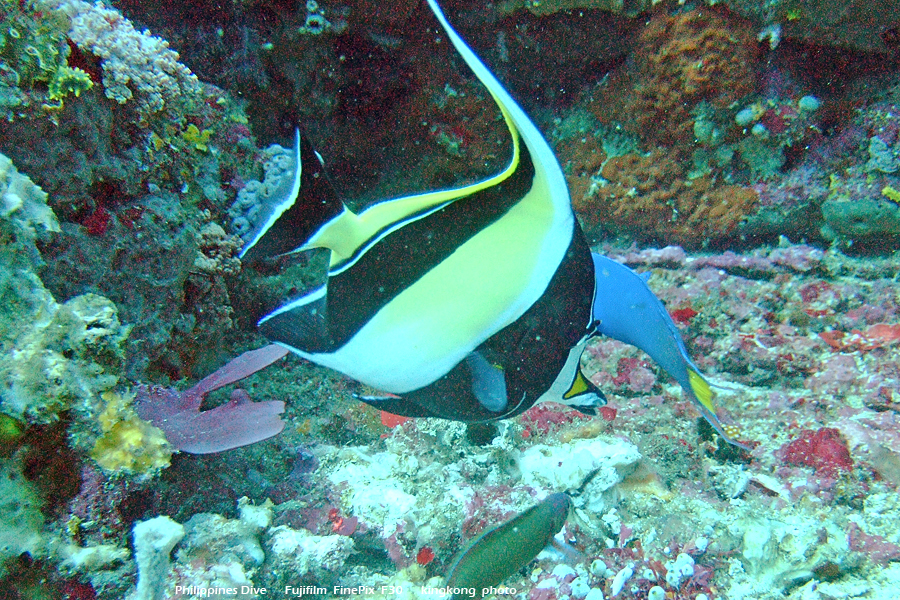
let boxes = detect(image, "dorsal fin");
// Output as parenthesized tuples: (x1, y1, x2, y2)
(241, 0, 573, 271)
(425, 0, 570, 213)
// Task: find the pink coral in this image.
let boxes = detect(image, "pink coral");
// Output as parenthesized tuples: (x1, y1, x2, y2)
(613, 357, 657, 393)
(134, 344, 288, 453)
(805, 354, 860, 395)
(779, 427, 853, 476)
(521, 403, 591, 436)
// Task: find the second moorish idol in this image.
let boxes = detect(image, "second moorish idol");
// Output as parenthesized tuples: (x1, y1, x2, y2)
(238, 0, 745, 445)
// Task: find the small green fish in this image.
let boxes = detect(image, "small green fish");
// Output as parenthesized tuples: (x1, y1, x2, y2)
(445, 493, 572, 599)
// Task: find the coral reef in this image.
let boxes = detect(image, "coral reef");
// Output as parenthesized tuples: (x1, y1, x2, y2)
(623, 7, 758, 149)
(172, 498, 274, 594)
(1, 153, 128, 425)
(754, 0, 900, 53)
(130, 516, 184, 600)
(499, 0, 900, 54)
(263, 524, 355, 587)
(778, 427, 854, 477)
(0, 1, 91, 118)
(1, 289, 129, 424)
(498, 0, 652, 18)
(576, 148, 760, 248)
(0, 454, 45, 578)
(4, 0, 900, 598)
(0, 150, 58, 257)
(89, 391, 172, 477)
(0, 0, 261, 382)
(38, 0, 202, 117)
(228, 142, 300, 240)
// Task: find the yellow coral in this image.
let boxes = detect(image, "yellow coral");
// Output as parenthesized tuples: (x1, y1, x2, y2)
(182, 124, 212, 152)
(47, 66, 94, 101)
(882, 185, 900, 204)
(148, 131, 166, 152)
(90, 391, 172, 476)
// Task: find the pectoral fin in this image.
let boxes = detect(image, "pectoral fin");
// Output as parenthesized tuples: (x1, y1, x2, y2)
(466, 351, 508, 413)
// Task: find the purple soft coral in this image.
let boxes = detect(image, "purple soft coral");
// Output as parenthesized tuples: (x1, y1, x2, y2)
(134, 344, 289, 453)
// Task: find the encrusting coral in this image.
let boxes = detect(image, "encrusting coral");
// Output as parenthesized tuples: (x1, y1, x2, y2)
(0, 1, 91, 116)
(570, 148, 759, 248)
(626, 7, 758, 149)
(1, 152, 130, 424)
(89, 390, 172, 476)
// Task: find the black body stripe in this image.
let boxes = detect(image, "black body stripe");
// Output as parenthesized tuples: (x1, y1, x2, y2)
(328, 200, 452, 274)
(360, 223, 594, 421)
(323, 140, 536, 347)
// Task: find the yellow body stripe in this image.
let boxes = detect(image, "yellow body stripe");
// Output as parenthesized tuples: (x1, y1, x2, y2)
(345, 165, 558, 387)
(563, 370, 590, 400)
(306, 99, 522, 266)
(271, 0, 576, 397)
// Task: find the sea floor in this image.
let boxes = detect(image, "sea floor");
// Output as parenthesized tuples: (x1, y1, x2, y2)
(113, 242, 900, 600)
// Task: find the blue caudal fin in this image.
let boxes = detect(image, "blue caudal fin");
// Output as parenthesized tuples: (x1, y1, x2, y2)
(591, 253, 748, 448)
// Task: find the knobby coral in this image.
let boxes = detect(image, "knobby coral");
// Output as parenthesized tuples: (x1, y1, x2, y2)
(627, 7, 758, 148)
(37, 0, 202, 116)
(89, 390, 172, 476)
(573, 149, 759, 247)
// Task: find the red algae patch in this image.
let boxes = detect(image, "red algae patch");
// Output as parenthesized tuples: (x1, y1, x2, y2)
(778, 427, 854, 476)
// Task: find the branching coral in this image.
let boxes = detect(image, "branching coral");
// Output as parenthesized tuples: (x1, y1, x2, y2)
(37, 0, 202, 117)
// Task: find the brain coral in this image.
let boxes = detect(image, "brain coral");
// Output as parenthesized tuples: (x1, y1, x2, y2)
(629, 7, 758, 148)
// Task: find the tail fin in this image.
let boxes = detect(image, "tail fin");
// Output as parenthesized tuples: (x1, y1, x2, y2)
(239, 129, 346, 261)
(687, 369, 748, 449)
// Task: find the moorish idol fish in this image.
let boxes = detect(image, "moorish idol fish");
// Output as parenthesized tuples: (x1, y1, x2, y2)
(238, 0, 746, 446)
